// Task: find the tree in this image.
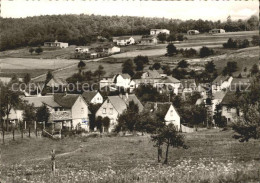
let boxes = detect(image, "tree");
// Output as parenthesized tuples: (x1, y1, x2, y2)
(94, 65, 106, 80)
(23, 103, 36, 131)
(166, 43, 178, 56)
(122, 59, 135, 77)
(199, 46, 214, 58)
(166, 34, 176, 42)
(35, 47, 43, 54)
(151, 124, 186, 164)
(205, 61, 216, 73)
(250, 64, 259, 75)
(88, 103, 102, 131)
(102, 117, 110, 132)
(251, 35, 260, 46)
(133, 55, 149, 71)
(152, 62, 161, 70)
(36, 105, 50, 123)
(96, 116, 103, 133)
(177, 60, 189, 68)
(157, 33, 167, 43)
(222, 61, 238, 76)
(23, 73, 31, 85)
(78, 60, 86, 71)
(177, 34, 184, 41)
(0, 84, 21, 131)
(29, 47, 34, 55)
(239, 39, 249, 48)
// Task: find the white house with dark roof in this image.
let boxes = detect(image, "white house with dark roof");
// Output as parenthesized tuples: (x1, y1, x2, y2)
(145, 102, 180, 130)
(44, 40, 68, 48)
(95, 94, 143, 132)
(82, 91, 103, 104)
(155, 76, 181, 95)
(113, 73, 131, 89)
(209, 29, 225, 34)
(150, 29, 170, 35)
(212, 75, 233, 93)
(140, 36, 158, 45)
(115, 36, 135, 46)
(21, 94, 90, 130)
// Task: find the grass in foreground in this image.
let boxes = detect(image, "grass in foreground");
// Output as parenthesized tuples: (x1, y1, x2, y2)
(0, 129, 259, 182)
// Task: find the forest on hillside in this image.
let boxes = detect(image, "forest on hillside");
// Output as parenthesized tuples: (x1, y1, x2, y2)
(0, 14, 258, 51)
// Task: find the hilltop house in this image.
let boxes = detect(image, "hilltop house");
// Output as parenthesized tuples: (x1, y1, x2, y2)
(155, 76, 181, 95)
(115, 36, 135, 46)
(75, 47, 89, 53)
(44, 40, 69, 48)
(145, 102, 181, 130)
(212, 76, 233, 93)
(187, 30, 200, 35)
(95, 94, 143, 132)
(140, 36, 158, 45)
(82, 91, 103, 104)
(150, 29, 170, 35)
(209, 29, 225, 34)
(21, 94, 90, 130)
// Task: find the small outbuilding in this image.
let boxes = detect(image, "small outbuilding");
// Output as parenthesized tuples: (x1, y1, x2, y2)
(187, 30, 200, 35)
(209, 29, 225, 34)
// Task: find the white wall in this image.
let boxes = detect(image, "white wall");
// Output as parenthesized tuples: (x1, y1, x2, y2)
(164, 105, 181, 131)
(90, 93, 103, 104)
(71, 96, 89, 131)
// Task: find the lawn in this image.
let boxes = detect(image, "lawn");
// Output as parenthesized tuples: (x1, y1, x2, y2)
(0, 129, 259, 182)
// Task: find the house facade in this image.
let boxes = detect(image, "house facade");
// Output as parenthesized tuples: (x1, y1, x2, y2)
(139, 36, 158, 45)
(116, 37, 135, 46)
(95, 94, 143, 132)
(212, 76, 233, 93)
(150, 29, 170, 35)
(179, 79, 197, 94)
(113, 73, 131, 89)
(44, 40, 69, 48)
(82, 91, 103, 104)
(187, 30, 200, 35)
(155, 76, 181, 95)
(105, 46, 121, 54)
(209, 29, 225, 34)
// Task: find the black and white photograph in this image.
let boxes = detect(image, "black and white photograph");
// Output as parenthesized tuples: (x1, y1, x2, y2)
(0, 0, 259, 182)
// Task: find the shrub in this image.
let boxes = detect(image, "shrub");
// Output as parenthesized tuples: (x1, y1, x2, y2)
(199, 46, 214, 58)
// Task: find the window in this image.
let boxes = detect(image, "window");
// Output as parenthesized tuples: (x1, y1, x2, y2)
(170, 110, 174, 116)
(227, 108, 231, 113)
(103, 108, 106, 114)
(109, 108, 113, 115)
(81, 108, 84, 114)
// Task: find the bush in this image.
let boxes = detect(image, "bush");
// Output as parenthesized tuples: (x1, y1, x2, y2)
(182, 48, 197, 57)
(199, 46, 214, 58)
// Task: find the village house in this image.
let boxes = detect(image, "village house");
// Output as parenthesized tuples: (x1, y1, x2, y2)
(103, 45, 121, 54)
(145, 102, 181, 130)
(4, 107, 24, 125)
(220, 91, 242, 125)
(179, 79, 197, 94)
(142, 69, 161, 79)
(95, 94, 143, 132)
(139, 36, 158, 45)
(44, 40, 69, 48)
(155, 76, 181, 95)
(187, 30, 200, 35)
(212, 75, 233, 93)
(82, 91, 103, 104)
(99, 75, 114, 89)
(211, 91, 226, 113)
(157, 69, 167, 78)
(46, 77, 67, 89)
(75, 47, 89, 53)
(21, 94, 90, 130)
(209, 29, 225, 34)
(150, 29, 170, 35)
(113, 73, 131, 89)
(115, 36, 135, 46)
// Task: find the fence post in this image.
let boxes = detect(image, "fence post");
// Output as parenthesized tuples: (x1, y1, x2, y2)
(2, 129, 4, 144)
(24, 121, 26, 130)
(51, 149, 56, 175)
(29, 127, 31, 138)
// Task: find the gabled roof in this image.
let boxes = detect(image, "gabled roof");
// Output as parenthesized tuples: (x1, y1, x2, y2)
(54, 93, 80, 108)
(117, 36, 133, 41)
(213, 91, 226, 100)
(212, 75, 231, 84)
(144, 102, 173, 117)
(180, 79, 197, 89)
(46, 77, 67, 87)
(143, 70, 161, 79)
(106, 94, 143, 114)
(141, 36, 157, 41)
(221, 91, 237, 105)
(107, 96, 128, 114)
(157, 69, 164, 75)
(231, 78, 251, 85)
(122, 94, 144, 112)
(150, 29, 169, 31)
(21, 95, 60, 108)
(82, 91, 99, 103)
(114, 73, 131, 80)
(159, 76, 180, 84)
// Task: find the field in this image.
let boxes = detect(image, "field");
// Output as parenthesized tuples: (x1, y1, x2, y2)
(0, 129, 259, 182)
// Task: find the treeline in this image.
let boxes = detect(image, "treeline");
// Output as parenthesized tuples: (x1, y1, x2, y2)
(0, 14, 258, 51)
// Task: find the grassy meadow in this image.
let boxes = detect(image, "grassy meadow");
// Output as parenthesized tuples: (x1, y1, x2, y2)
(0, 129, 259, 182)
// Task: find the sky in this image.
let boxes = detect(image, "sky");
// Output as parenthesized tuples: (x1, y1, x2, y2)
(1, 0, 259, 21)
